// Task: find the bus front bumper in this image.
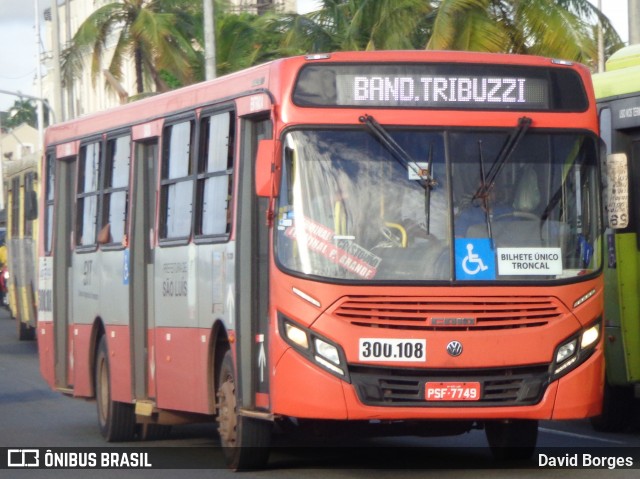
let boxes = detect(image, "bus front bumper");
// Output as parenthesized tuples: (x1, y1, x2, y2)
(271, 346, 604, 421)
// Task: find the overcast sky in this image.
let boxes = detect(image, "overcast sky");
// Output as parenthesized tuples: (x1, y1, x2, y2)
(0, 0, 630, 112)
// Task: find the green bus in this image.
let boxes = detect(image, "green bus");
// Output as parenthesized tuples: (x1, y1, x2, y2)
(592, 44, 640, 431)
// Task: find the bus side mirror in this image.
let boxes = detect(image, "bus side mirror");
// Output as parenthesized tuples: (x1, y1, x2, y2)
(255, 139, 281, 198)
(606, 153, 629, 229)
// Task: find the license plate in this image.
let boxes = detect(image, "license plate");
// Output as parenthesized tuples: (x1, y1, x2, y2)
(425, 382, 481, 401)
(358, 338, 426, 362)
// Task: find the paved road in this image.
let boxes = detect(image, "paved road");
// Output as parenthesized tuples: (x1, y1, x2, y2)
(0, 307, 639, 478)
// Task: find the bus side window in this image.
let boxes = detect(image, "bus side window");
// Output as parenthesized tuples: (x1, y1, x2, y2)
(24, 172, 38, 222)
(196, 110, 235, 238)
(10, 177, 20, 239)
(76, 140, 101, 247)
(599, 108, 612, 156)
(44, 151, 56, 254)
(160, 119, 195, 241)
(101, 134, 131, 245)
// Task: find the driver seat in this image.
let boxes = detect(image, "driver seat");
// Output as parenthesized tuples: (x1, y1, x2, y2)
(511, 166, 540, 213)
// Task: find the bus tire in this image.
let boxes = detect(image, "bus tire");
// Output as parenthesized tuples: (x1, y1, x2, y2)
(590, 382, 634, 432)
(17, 320, 35, 341)
(216, 349, 271, 470)
(95, 336, 136, 441)
(485, 419, 537, 461)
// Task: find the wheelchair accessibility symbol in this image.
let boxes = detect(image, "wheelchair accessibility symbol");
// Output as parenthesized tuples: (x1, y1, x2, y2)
(455, 239, 496, 280)
(462, 243, 488, 275)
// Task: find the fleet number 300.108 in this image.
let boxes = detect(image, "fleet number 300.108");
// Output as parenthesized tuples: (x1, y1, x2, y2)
(358, 338, 426, 362)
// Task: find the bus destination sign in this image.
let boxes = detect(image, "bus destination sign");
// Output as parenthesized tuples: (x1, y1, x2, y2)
(339, 74, 547, 108)
(293, 64, 567, 110)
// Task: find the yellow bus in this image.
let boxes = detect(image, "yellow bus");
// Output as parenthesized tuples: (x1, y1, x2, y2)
(4, 155, 39, 340)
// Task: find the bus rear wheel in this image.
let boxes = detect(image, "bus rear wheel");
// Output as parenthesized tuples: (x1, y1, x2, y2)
(216, 349, 271, 470)
(17, 320, 35, 341)
(95, 336, 136, 441)
(485, 419, 537, 461)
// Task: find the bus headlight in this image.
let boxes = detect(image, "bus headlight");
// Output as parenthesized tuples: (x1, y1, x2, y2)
(314, 338, 340, 364)
(279, 313, 349, 381)
(555, 339, 577, 364)
(551, 321, 600, 378)
(580, 324, 600, 349)
(284, 322, 309, 349)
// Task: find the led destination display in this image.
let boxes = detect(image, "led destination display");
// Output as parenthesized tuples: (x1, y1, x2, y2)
(294, 63, 588, 111)
(346, 75, 544, 107)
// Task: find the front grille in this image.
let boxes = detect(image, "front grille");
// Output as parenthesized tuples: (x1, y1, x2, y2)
(350, 364, 550, 407)
(331, 296, 565, 330)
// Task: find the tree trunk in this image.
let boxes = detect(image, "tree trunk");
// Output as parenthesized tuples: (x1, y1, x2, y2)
(134, 46, 144, 94)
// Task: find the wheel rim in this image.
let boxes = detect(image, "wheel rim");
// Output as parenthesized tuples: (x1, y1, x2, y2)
(97, 356, 109, 424)
(217, 378, 238, 446)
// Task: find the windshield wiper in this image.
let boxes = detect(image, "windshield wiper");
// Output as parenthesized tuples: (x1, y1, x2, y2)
(359, 114, 437, 233)
(359, 114, 436, 187)
(477, 140, 494, 246)
(473, 116, 532, 201)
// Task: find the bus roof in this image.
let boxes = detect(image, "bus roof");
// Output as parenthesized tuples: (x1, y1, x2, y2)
(3, 155, 38, 179)
(605, 44, 640, 71)
(45, 50, 592, 146)
(592, 44, 640, 99)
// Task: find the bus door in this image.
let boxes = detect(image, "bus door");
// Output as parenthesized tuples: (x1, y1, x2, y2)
(604, 120, 640, 387)
(130, 140, 158, 402)
(620, 138, 640, 383)
(53, 154, 76, 390)
(9, 177, 25, 330)
(236, 110, 272, 412)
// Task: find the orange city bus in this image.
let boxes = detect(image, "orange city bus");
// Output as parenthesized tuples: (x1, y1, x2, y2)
(37, 50, 605, 469)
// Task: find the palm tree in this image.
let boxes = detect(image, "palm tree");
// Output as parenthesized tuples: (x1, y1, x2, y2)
(279, 0, 432, 53)
(278, 0, 623, 67)
(64, 0, 201, 96)
(4, 99, 39, 129)
(425, 0, 624, 65)
(189, 9, 287, 77)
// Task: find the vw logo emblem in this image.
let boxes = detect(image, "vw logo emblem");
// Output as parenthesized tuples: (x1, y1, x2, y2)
(446, 340, 463, 357)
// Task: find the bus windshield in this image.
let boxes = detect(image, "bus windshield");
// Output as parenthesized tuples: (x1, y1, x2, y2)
(275, 127, 600, 282)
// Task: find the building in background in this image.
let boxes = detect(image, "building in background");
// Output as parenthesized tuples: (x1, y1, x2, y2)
(0, 123, 38, 163)
(231, 0, 296, 14)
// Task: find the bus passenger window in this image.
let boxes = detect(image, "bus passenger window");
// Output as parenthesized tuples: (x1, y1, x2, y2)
(76, 141, 101, 246)
(24, 172, 38, 224)
(10, 177, 20, 239)
(45, 151, 55, 254)
(102, 135, 131, 244)
(160, 120, 195, 240)
(196, 111, 235, 237)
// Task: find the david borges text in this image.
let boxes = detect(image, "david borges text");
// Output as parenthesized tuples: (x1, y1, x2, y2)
(538, 453, 634, 469)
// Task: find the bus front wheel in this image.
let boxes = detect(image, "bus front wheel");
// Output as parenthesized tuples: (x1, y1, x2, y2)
(95, 336, 136, 441)
(590, 382, 634, 432)
(485, 419, 537, 461)
(216, 349, 271, 470)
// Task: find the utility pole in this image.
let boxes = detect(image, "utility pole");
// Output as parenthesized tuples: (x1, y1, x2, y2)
(630, 0, 640, 45)
(34, 0, 45, 150)
(204, 0, 217, 80)
(597, 0, 605, 72)
(65, 0, 75, 119)
(50, 0, 63, 121)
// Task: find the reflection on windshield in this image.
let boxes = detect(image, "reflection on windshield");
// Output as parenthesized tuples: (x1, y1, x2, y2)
(275, 128, 600, 283)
